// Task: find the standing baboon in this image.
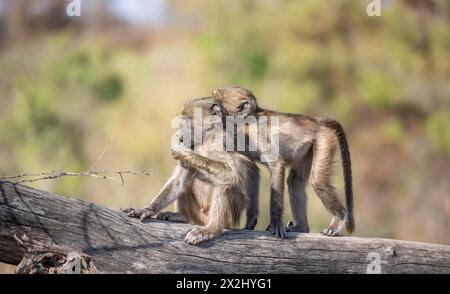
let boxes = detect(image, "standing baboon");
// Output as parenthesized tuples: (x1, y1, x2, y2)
(122, 98, 259, 244)
(212, 85, 355, 239)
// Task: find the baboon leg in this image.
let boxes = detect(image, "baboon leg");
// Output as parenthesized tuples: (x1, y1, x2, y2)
(266, 161, 287, 239)
(310, 133, 346, 236)
(286, 170, 308, 232)
(244, 168, 260, 230)
(184, 186, 228, 245)
(286, 150, 313, 233)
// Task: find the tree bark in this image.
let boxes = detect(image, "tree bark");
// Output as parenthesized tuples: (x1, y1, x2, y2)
(0, 180, 449, 274)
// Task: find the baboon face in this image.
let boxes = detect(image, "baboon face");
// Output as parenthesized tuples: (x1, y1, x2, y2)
(179, 97, 225, 148)
(212, 85, 258, 117)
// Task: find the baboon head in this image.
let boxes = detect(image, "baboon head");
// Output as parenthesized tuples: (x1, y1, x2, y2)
(212, 85, 259, 118)
(178, 97, 226, 148)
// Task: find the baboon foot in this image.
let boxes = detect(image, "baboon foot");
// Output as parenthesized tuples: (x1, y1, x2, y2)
(156, 211, 187, 223)
(321, 216, 345, 236)
(184, 227, 216, 245)
(244, 217, 258, 230)
(120, 206, 155, 221)
(285, 220, 310, 233)
(266, 221, 288, 239)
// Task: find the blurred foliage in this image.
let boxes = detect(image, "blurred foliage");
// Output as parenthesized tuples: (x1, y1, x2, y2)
(0, 0, 449, 263)
(427, 110, 450, 155)
(0, 35, 125, 195)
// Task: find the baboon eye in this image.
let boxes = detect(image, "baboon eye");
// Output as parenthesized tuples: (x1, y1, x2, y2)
(210, 103, 221, 116)
(237, 102, 249, 111)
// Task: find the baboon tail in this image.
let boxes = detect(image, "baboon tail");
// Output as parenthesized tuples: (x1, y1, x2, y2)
(318, 118, 355, 234)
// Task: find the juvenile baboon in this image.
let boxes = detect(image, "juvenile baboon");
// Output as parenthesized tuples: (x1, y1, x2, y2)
(122, 98, 260, 244)
(212, 85, 355, 239)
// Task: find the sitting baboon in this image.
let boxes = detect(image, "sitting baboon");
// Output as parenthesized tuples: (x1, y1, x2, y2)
(212, 85, 355, 239)
(122, 98, 259, 244)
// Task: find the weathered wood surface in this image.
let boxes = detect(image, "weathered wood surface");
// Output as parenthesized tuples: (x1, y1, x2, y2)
(1, 180, 449, 274)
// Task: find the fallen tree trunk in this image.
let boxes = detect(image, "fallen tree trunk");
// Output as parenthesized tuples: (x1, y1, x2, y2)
(0, 180, 449, 274)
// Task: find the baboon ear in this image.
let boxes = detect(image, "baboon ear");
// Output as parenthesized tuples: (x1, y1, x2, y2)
(210, 103, 222, 116)
(180, 115, 190, 124)
(177, 115, 190, 132)
(212, 89, 222, 100)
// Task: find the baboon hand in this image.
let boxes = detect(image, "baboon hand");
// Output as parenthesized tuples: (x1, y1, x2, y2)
(121, 206, 156, 221)
(171, 150, 193, 169)
(266, 221, 288, 239)
(171, 150, 185, 161)
(120, 207, 134, 213)
(171, 135, 191, 161)
(184, 227, 214, 245)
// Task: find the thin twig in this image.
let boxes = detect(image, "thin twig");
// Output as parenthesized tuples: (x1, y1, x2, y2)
(89, 141, 110, 172)
(0, 142, 151, 185)
(0, 171, 59, 180)
(0, 170, 151, 185)
(119, 172, 124, 186)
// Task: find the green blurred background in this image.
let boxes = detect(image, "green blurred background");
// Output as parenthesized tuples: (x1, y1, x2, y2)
(0, 0, 449, 273)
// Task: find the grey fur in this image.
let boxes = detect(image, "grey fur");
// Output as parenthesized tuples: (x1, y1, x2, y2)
(213, 85, 355, 238)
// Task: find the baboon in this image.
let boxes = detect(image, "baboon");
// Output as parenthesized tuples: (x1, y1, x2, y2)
(212, 85, 355, 239)
(122, 98, 260, 244)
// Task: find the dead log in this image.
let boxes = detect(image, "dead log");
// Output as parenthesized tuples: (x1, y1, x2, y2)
(0, 180, 449, 274)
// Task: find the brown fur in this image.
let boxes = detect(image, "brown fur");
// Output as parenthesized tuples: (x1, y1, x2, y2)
(122, 98, 259, 245)
(213, 85, 355, 237)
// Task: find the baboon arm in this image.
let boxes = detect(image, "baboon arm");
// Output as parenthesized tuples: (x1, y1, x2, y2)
(178, 152, 235, 184)
(269, 163, 285, 220)
(146, 164, 189, 213)
(244, 168, 260, 230)
(267, 161, 287, 238)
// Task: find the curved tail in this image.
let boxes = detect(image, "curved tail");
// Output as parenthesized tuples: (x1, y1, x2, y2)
(319, 118, 355, 234)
